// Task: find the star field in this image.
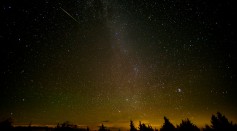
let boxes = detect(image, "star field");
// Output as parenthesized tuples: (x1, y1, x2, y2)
(0, 0, 237, 129)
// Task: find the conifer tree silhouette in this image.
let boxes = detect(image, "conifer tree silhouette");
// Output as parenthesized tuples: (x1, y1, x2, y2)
(139, 121, 154, 131)
(130, 120, 137, 131)
(204, 112, 237, 131)
(177, 118, 200, 131)
(160, 117, 176, 131)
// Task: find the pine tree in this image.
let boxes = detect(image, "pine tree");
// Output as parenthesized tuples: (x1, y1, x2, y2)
(130, 120, 137, 131)
(160, 117, 176, 131)
(177, 118, 200, 131)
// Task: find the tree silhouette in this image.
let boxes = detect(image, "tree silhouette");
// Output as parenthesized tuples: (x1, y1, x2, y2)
(203, 125, 212, 131)
(130, 120, 137, 131)
(177, 118, 200, 131)
(0, 118, 13, 130)
(99, 123, 109, 131)
(160, 116, 176, 131)
(139, 121, 154, 131)
(203, 112, 237, 131)
(55, 121, 78, 131)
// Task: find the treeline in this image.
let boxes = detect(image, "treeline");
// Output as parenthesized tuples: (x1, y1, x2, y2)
(0, 112, 236, 131)
(129, 112, 237, 131)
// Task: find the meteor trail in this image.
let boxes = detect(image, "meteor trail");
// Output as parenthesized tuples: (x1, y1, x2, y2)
(60, 7, 80, 24)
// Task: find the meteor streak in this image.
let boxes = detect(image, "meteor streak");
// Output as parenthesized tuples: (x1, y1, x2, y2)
(60, 7, 80, 24)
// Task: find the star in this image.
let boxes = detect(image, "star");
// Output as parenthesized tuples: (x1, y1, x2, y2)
(177, 88, 182, 93)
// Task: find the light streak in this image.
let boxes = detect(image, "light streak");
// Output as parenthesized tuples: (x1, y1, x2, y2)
(60, 7, 80, 24)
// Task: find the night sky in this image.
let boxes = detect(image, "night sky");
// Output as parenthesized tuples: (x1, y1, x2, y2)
(1, 0, 237, 129)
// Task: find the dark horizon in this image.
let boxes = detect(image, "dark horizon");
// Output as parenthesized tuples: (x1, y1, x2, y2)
(1, 112, 237, 131)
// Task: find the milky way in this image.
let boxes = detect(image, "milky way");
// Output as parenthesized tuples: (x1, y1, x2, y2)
(0, 0, 236, 129)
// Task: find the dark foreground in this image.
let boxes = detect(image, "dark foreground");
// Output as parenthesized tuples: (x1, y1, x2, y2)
(1, 112, 237, 131)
